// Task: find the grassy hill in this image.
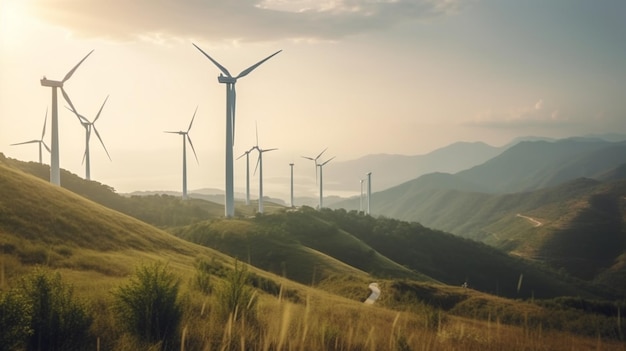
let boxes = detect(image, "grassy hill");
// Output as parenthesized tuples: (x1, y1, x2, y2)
(2, 154, 626, 349)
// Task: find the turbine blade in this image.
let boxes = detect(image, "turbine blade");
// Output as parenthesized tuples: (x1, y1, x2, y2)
(192, 43, 232, 77)
(93, 126, 112, 161)
(61, 87, 79, 117)
(93, 95, 109, 123)
(231, 86, 236, 143)
(62, 49, 94, 82)
(236, 150, 248, 160)
(42, 141, 51, 153)
(11, 140, 39, 146)
(164, 131, 180, 134)
(263, 148, 278, 153)
(253, 153, 261, 176)
(187, 135, 199, 164)
(321, 156, 336, 166)
(41, 108, 48, 139)
(301, 156, 314, 161)
(236, 50, 282, 79)
(81, 148, 87, 165)
(187, 105, 198, 132)
(65, 105, 89, 124)
(315, 147, 328, 161)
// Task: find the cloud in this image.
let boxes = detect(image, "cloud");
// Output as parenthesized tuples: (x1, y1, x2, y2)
(466, 99, 568, 128)
(32, 0, 461, 43)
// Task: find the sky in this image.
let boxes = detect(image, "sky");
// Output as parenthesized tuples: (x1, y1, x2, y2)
(1, 0, 625, 200)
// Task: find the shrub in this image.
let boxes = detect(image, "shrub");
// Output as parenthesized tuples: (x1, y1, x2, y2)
(216, 260, 257, 322)
(113, 262, 182, 346)
(0, 289, 32, 351)
(21, 268, 92, 351)
(193, 259, 213, 295)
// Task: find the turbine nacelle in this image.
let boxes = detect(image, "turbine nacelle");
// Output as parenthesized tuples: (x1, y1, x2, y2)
(40, 78, 63, 88)
(218, 75, 237, 84)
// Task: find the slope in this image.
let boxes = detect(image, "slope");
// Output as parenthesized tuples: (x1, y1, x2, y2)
(455, 139, 626, 193)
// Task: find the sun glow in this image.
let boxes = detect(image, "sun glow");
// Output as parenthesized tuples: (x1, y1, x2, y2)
(0, 0, 32, 47)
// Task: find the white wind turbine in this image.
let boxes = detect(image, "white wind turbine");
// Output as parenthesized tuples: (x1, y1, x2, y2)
(193, 44, 281, 217)
(301, 147, 327, 183)
(252, 125, 277, 214)
(40, 50, 94, 185)
(164, 106, 200, 200)
(66, 95, 112, 181)
(366, 172, 372, 215)
(359, 178, 365, 214)
(237, 148, 254, 206)
(11, 108, 50, 164)
(289, 163, 295, 208)
(317, 156, 335, 209)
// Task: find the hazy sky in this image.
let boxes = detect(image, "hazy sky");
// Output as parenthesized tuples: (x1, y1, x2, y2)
(1, 0, 625, 199)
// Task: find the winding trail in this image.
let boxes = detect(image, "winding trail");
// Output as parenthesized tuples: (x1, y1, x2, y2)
(364, 283, 380, 305)
(516, 213, 542, 227)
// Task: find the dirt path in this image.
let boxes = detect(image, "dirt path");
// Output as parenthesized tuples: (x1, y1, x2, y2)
(516, 213, 542, 227)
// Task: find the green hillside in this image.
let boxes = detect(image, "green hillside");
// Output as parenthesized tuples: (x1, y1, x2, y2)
(2, 154, 626, 349)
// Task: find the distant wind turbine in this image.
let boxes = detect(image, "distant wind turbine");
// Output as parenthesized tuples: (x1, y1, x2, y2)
(11, 108, 50, 164)
(252, 124, 277, 214)
(40, 50, 94, 185)
(66, 95, 112, 181)
(193, 43, 281, 217)
(301, 147, 327, 183)
(359, 178, 365, 214)
(289, 163, 295, 208)
(164, 106, 199, 200)
(317, 156, 335, 209)
(236, 148, 254, 205)
(366, 172, 372, 215)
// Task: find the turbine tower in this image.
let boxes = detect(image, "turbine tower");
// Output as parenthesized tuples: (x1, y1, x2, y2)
(11, 108, 50, 164)
(366, 172, 372, 215)
(359, 178, 365, 214)
(164, 106, 199, 200)
(236, 148, 254, 205)
(40, 50, 94, 185)
(193, 44, 281, 217)
(252, 125, 277, 214)
(289, 163, 295, 208)
(67, 96, 112, 181)
(301, 147, 327, 183)
(317, 156, 335, 209)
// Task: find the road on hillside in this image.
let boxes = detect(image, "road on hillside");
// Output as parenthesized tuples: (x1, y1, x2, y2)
(364, 283, 380, 304)
(516, 213, 542, 227)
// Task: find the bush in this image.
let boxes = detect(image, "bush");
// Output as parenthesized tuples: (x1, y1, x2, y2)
(0, 289, 32, 351)
(21, 268, 92, 351)
(113, 262, 182, 346)
(216, 260, 257, 322)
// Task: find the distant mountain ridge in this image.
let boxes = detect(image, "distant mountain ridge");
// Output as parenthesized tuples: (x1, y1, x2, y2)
(324, 141, 505, 192)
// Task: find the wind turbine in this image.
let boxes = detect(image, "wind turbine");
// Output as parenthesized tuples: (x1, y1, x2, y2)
(366, 172, 372, 215)
(317, 156, 335, 209)
(164, 106, 199, 200)
(289, 163, 295, 208)
(236, 148, 254, 205)
(66, 95, 112, 181)
(193, 43, 281, 217)
(301, 147, 327, 183)
(252, 124, 277, 214)
(11, 108, 50, 164)
(40, 50, 94, 185)
(359, 178, 365, 214)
